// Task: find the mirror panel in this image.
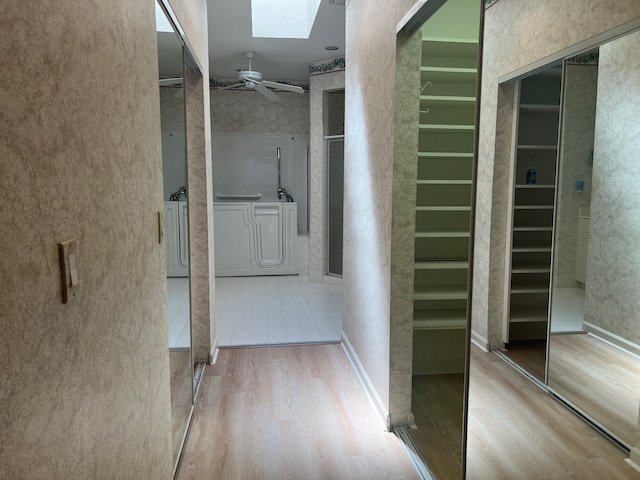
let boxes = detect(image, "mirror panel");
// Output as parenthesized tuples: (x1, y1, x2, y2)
(394, 0, 482, 478)
(548, 29, 640, 448)
(156, 0, 194, 471)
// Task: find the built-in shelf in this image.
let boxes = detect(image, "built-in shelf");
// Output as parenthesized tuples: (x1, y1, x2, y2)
(504, 69, 561, 343)
(414, 35, 476, 347)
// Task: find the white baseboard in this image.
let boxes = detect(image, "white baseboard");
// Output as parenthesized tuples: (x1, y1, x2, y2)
(209, 337, 219, 365)
(628, 446, 640, 472)
(471, 329, 490, 352)
(341, 331, 389, 430)
(583, 321, 640, 358)
(323, 275, 343, 286)
(309, 271, 323, 283)
(553, 275, 577, 288)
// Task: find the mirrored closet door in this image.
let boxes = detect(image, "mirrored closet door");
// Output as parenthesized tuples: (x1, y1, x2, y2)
(393, 0, 483, 477)
(499, 23, 640, 454)
(156, 1, 194, 473)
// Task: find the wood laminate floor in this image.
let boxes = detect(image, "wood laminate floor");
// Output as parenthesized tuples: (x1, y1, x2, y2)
(408, 374, 464, 480)
(467, 344, 640, 479)
(176, 344, 418, 480)
(171, 349, 193, 465)
(548, 332, 640, 446)
(500, 339, 546, 382)
(174, 343, 639, 480)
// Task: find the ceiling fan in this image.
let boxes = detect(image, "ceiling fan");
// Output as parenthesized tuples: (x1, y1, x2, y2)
(217, 51, 305, 102)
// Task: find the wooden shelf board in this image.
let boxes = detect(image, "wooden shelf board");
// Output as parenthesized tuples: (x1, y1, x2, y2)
(509, 308, 549, 323)
(420, 94, 476, 104)
(415, 260, 469, 269)
(510, 283, 550, 294)
(413, 318, 467, 330)
(517, 144, 558, 151)
(514, 205, 554, 210)
(515, 184, 555, 189)
(416, 206, 471, 212)
(417, 179, 473, 185)
(419, 124, 475, 132)
(417, 152, 473, 158)
(416, 231, 470, 238)
(511, 264, 551, 273)
(414, 286, 468, 300)
(513, 226, 553, 232)
(512, 245, 552, 253)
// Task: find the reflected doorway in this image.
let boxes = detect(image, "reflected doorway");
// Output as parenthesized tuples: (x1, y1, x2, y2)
(326, 136, 344, 277)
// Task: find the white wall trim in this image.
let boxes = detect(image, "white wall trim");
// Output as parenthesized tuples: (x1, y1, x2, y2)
(582, 322, 640, 358)
(341, 331, 389, 430)
(209, 336, 219, 365)
(322, 275, 343, 286)
(553, 275, 577, 288)
(471, 329, 490, 352)
(628, 446, 640, 472)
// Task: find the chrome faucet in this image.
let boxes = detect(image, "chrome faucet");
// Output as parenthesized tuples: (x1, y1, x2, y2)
(169, 186, 187, 201)
(278, 186, 294, 202)
(276, 147, 294, 202)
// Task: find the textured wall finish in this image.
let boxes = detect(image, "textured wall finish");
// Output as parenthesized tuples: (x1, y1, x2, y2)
(344, 0, 416, 425)
(0, 1, 173, 478)
(210, 90, 309, 133)
(585, 32, 640, 346)
(472, 0, 640, 348)
(309, 70, 345, 283)
(388, 28, 422, 425)
(554, 64, 597, 281)
(160, 87, 186, 130)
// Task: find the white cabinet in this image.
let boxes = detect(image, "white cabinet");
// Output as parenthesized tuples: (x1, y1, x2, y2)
(164, 201, 189, 277)
(213, 202, 298, 277)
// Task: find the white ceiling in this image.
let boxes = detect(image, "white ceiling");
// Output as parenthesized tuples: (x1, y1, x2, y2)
(157, 0, 345, 82)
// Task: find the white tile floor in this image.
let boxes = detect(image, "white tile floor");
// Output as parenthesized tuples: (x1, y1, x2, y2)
(167, 277, 191, 349)
(216, 275, 343, 347)
(550, 286, 585, 333)
(166, 275, 343, 349)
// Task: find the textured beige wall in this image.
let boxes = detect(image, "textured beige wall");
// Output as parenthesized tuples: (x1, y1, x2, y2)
(473, 0, 640, 348)
(554, 64, 597, 281)
(167, 0, 214, 362)
(210, 90, 310, 133)
(0, 1, 173, 478)
(585, 31, 640, 346)
(344, 0, 417, 424)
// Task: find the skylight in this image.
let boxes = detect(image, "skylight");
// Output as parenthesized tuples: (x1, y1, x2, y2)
(251, 0, 321, 39)
(155, 2, 174, 33)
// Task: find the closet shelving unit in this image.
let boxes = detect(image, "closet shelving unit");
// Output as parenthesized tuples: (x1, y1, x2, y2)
(413, 37, 477, 340)
(504, 67, 563, 343)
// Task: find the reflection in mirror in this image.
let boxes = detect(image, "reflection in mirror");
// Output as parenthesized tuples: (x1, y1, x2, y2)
(156, 1, 193, 472)
(394, 0, 481, 477)
(548, 30, 640, 448)
(499, 64, 563, 382)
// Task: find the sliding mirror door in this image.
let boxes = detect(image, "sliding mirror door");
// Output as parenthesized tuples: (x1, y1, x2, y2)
(394, 0, 483, 477)
(156, 1, 193, 473)
(548, 29, 640, 449)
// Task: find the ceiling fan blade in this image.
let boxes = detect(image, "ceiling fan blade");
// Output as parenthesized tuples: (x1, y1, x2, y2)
(261, 81, 305, 94)
(255, 84, 281, 102)
(158, 77, 183, 86)
(216, 82, 246, 91)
